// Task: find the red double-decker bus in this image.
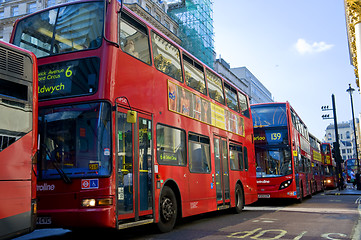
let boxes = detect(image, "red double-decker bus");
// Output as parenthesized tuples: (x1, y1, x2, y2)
(309, 133, 324, 193)
(11, 0, 257, 232)
(251, 102, 313, 202)
(321, 143, 337, 189)
(0, 41, 38, 239)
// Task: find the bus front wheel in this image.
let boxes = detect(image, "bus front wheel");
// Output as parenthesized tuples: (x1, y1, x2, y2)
(157, 186, 177, 233)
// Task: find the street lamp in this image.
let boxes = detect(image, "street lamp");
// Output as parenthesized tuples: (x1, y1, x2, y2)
(346, 84, 361, 190)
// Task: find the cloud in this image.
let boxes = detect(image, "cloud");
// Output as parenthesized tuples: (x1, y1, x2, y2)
(294, 38, 334, 55)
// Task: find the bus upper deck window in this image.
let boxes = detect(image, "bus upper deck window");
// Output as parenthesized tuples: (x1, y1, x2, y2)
(151, 32, 182, 82)
(120, 13, 150, 64)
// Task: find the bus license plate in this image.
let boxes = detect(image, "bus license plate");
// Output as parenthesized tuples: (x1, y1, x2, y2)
(258, 194, 270, 198)
(37, 217, 52, 225)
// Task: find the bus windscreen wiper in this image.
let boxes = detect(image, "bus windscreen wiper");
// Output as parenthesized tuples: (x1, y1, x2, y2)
(42, 144, 72, 184)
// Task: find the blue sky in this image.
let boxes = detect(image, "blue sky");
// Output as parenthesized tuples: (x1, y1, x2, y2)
(213, 0, 361, 141)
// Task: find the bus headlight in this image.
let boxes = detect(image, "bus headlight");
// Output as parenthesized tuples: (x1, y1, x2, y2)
(326, 179, 332, 184)
(82, 198, 113, 207)
(279, 179, 292, 190)
(82, 199, 96, 207)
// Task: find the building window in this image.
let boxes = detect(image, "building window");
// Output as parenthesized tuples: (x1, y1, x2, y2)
(11, 6, 19, 17)
(145, 4, 151, 12)
(328, 133, 332, 141)
(346, 131, 351, 139)
(164, 21, 169, 29)
(47, 0, 56, 7)
(155, 13, 161, 21)
(27, 2, 37, 13)
(0, 11, 4, 19)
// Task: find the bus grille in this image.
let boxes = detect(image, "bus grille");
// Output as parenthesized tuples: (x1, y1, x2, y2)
(0, 46, 25, 76)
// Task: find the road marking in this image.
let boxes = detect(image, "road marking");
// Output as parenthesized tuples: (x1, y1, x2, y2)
(252, 218, 278, 223)
(228, 228, 287, 239)
(227, 228, 348, 240)
(351, 199, 361, 240)
(294, 231, 307, 240)
(244, 206, 359, 214)
(321, 233, 348, 239)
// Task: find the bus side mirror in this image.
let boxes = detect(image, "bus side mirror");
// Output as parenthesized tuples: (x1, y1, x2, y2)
(127, 110, 137, 123)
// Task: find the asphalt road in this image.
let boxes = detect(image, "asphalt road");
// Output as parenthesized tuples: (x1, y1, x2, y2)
(14, 191, 361, 240)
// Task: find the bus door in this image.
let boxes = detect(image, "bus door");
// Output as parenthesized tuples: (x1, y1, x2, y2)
(214, 136, 230, 208)
(116, 108, 153, 226)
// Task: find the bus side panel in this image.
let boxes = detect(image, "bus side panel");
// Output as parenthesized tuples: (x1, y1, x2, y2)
(0, 132, 33, 181)
(0, 181, 32, 238)
(0, 134, 34, 239)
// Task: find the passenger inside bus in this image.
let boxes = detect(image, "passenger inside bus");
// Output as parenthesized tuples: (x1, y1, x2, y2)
(123, 39, 139, 58)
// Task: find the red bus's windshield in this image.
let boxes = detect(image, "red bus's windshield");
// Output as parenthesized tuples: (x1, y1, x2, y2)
(251, 103, 287, 128)
(346, 159, 358, 168)
(322, 144, 331, 155)
(324, 165, 335, 177)
(346, 159, 358, 179)
(38, 102, 111, 180)
(255, 147, 292, 178)
(13, 1, 103, 58)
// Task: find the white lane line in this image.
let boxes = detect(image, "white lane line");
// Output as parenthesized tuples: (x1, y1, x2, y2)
(244, 206, 359, 215)
(351, 202, 361, 240)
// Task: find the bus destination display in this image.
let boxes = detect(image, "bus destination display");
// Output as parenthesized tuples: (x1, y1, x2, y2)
(254, 128, 288, 145)
(38, 57, 100, 100)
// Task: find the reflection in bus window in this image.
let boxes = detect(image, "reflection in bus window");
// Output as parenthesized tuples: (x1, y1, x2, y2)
(183, 55, 206, 95)
(224, 83, 239, 112)
(13, 2, 103, 58)
(206, 69, 224, 104)
(255, 147, 292, 177)
(38, 102, 111, 179)
(151, 32, 182, 82)
(120, 14, 150, 63)
(117, 112, 133, 213)
(238, 91, 250, 118)
(229, 144, 243, 170)
(157, 124, 186, 166)
(252, 103, 287, 128)
(189, 134, 211, 173)
(0, 79, 32, 151)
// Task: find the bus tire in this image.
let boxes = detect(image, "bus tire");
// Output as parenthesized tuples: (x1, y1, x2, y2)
(234, 184, 244, 214)
(157, 186, 177, 233)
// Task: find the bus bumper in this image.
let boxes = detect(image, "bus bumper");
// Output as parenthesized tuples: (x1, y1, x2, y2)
(37, 207, 115, 229)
